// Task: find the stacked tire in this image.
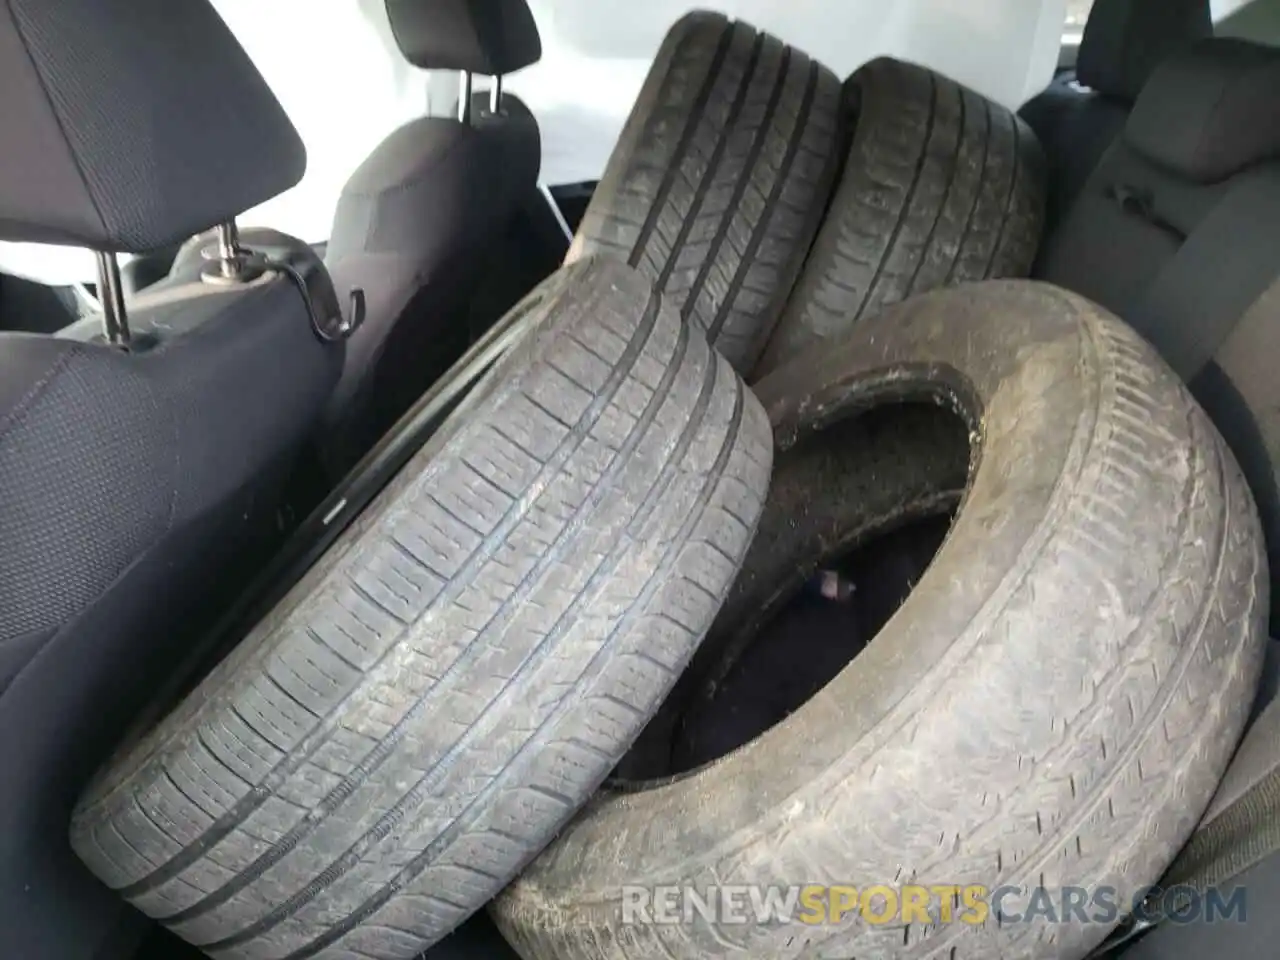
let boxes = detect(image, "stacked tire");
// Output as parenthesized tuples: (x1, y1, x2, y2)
(493, 281, 1268, 960)
(755, 56, 1046, 375)
(67, 13, 1269, 960)
(570, 15, 1046, 380)
(500, 18, 1263, 960)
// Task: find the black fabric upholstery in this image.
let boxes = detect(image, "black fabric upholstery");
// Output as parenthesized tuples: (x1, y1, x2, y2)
(1126, 39, 1280, 184)
(459, 91, 567, 338)
(1038, 137, 1280, 383)
(0, 0, 305, 251)
(1037, 38, 1280, 629)
(1077, 0, 1212, 101)
(1194, 282, 1280, 609)
(1020, 0, 1210, 231)
(1131, 169, 1280, 376)
(386, 0, 541, 74)
(1020, 79, 1132, 231)
(1, 279, 340, 660)
(321, 99, 540, 470)
(0, 272, 79, 333)
(1036, 144, 1231, 360)
(0, 276, 341, 957)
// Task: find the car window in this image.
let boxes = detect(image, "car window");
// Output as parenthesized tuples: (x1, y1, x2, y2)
(1216, 0, 1262, 20)
(1064, 0, 1092, 43)
(516, 0, 1065, 187)
(0, 0, 1067, 286)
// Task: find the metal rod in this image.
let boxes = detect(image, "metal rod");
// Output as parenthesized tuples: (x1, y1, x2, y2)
(216, 221, 240, 258)
(539, 182, 574, 245)
(217, 221, 241, 278)
(489, 74, 503, 115)
(458, 70, 473, 123)
(95, 251, 130, 347)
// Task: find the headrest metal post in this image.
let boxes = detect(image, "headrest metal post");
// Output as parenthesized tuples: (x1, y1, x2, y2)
(489, 75, 504, 115)
(217, 221, 243, 279)
(95, 251, 130, 348)
(459, 71, 473, 124)
(200, 218, 266, 286)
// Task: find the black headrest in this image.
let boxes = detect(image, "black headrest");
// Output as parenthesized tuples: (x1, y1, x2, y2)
(1077, 0, 1211, 102)
(386, 0, 541, 75)
(0, 0, 305, 253)
(1126, 39, 1280, 184)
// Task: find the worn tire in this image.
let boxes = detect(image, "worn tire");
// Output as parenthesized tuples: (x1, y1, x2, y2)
(68, 257, 773, 960)
(568, 11, 842, 375)
(493, 281, 1268, 960)
(754, 58, 1046, 377)
(612, 402, 968, 784)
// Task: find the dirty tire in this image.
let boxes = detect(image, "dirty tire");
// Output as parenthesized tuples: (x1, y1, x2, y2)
(754, 58, 1047, 378)
(68, 257, 773, 960)
(612, 402, 968, 782)
(568, 11, 842, 375)
(492, 281, 1268, 960)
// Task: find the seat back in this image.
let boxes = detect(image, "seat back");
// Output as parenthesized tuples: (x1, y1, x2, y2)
(1037, 37, 1280, 623)
(321, 0, 543, 471)
(1020, 0, 1211, 230)
(0, 0, 343, 954)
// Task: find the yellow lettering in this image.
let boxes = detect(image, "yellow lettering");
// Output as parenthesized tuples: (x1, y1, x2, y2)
(961, 886, 990, 925)
(901, 885, 932, 925)
(861, 885, 899, 925)
(932, 885, 961, 923)
(829, 886, 860, 924)
(798, 886, 826, 925)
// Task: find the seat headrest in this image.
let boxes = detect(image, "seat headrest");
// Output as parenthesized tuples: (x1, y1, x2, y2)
(386, 0, 541, 75)
(1126, 39, 1280, 184)
(1077, 0, 1211, 102)
(0, 0, 305, 253)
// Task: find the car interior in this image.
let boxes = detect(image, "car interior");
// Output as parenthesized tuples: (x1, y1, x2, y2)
(315, 0, 551, 472)
(0, 1, 346, 957)
(4, 0, 1280, 957)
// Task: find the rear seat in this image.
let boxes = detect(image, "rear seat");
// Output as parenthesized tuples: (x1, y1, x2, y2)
(1020, 0, 1210, 230)
(1036, 37, 1280, 623)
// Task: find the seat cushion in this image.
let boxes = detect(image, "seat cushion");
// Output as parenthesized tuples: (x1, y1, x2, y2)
(1019, 0, 1211, 231)
(1126, 37, 1280, 183)
(321, 111, 539, 469)
(1020, 78, 1131, 230)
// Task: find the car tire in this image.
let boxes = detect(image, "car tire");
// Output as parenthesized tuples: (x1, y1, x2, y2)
(569, 11, 842, 375)
(754, 58, 1046, 378)
(68, 257, 773, 960)
(611, 400, 968, 784)
(492, 281, 1267, 960)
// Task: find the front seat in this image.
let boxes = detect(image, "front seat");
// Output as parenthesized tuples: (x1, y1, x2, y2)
(0, 0, 344, 956)
(321, 0, 544, 471)
(1035, 36, 1280, 622)
(1019, 0, 1211, 230)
